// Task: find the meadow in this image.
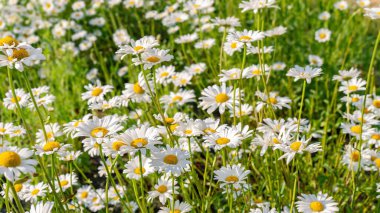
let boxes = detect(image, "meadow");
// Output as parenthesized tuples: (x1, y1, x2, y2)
(0, 0, 379, 212)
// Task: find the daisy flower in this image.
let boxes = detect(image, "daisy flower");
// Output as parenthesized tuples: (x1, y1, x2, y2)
(264, 25, 287, 37)
(36, 123, 63, 143)
(243, 64, 270, 79)
(338, 78, 366, 94)
(198, 118, 227, 135)
(342, 145, 370, 171)
(332, 67, 360, 82)
(148, 176, 178, 204)
(247, 46, 274, 55)
(228, 29, 265, 43)
(255, 91, 291, 111)
(116, 35, 159, 57)
(341, 122, 374, 139)
(174, 33, 199, 44)
(74, 115, 123, 144)
(3, 88, 30, 110)
(275, 137, 322, 164)
(116, 124, 161, 155)
(334, 1, 348, 10)
(364, 8, 380, 20)
(151, 145, 190, 176)
(35, 141, 71, 156)
(224, 40, 244, 55)
(308, 55, 323, 67)
(123, 156, 154, 180)
(287, 65, 323, 83)
(214, 164, 250, 188)
(132, 48, 173, 69)
(23, 182, 48, 202)
(356, 0, 370, 8)
(8, 126, 26, 138)
(28, 201, 54, 213)
(296, 192, 339, 213)
(184, 63, 207, 75)
(174, 119, 203, 137)
(160, 90, 196, 108)
(0, 146, 37, 181)
(199, 83, 239, 114)
(59, 150, 82, 162)
(219, 68, 242, 82)
(194, 38, 216, 49)
(55, 173, 78, 192)
(271, 62, 286, 71)
(318, 11, 331, 21)
(155, 65, 175, 85)
(229, 103, 254, 117)
(81, 80, 113, 104)
(239, 0, 279, 13)
(102, 138, 129, 158)
(63, 114, 92, 137)
(315, 28, 331, 43)
(123, 72, 153, 103)
(204, 127, 243, 150)
(158, 200, 192, 213)
(0, 42, 45, 71)
(0, 122, 14, 136)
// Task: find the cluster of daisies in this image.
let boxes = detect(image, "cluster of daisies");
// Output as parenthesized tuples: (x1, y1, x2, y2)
(0, 0, 380, 212)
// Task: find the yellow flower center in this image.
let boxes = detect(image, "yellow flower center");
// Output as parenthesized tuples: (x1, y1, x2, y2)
(112, 141, 125, 151)
(146, 56, 160, 63)
(350, 125, 362, 134)
(172, 95, 183, 102)
(11, 96, 21, 103)
(203, 128, 216, 134)
(239, 35, 251, 41)
(373, 100, 380, 108)
(133, 45, 144, 52)
(160, 71, 169, 77)
(157, 185, 168, 193)
(289, 141, 302, 151)
(184, 129, 193, 135)
(134, 167, 146, 174)
(163, 154, 178, 165)
(371, 134, 380, 140)
(90, 127, 109, 138)
(272, 138, 281, 144)
(0, 151, 22, 167)
(268, 97, 277, 104)
(215, 93, 229, 103)
(133, 83, 144, 94)
(225, 175, 239, 182)
(74, 120, 83, 127)
(231, 42, 237, 48)
(352, 97, 359, 102)
(350, 150, 360, 162)
(14, 183, 23, 192)
(164, 118, 174, 124)
(8, 48, 29, 61)
(374, 158, 380, 169)
(175, 17, 182, 22)
(81, 191, 88, 198)
(170, 123, 179, 132)
(60, 180, 69, 187)
(348, 85, 358, 92)
(0, 36, 19, 46)
(91, 87, 103, 96)
(309, 201, 324, 212)
(216, 137, 230, 145)
(43, 141, 61, 152)
(131, 138, 148, 148)
(31, 189, 40, 195)
(170, 210, 181, 213)
(252, 69, 261, 75)
(0, 128, 5, 133)
(319, 33, 326, 39)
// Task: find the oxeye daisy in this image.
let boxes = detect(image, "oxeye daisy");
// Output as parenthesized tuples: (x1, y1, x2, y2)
(264, 25, 287, 37)
(36, 123, 63, 143)
(229, 103, 254, 117)
(224, 40, 244, 55)
(123, 156, 154, 180)
(0, 122, 14, 136)
(338, 78, 366, 94)
(198, 118, 227, 135)
(116, 35, 159, 57)
(112, 29, 131, 46)
(151, 145, 190, 176)
(74, 115, 123, 144)
(315, 28, 331, 43)
(340, 122, 373, 139)
(184, 63, 207, 75)
(174, 119, 203, 137)
(334, 1, 348, 11)
(271, 62, 286, 71)
(0, 146, 37, 181)
(296, 192, 339, 213)
(8, 125, 26, 138)
(123, 72, 153, 103)
(55, 173, 78, 192)
(318, 11, 331, 21)
(342, 145, 370, 171)
(214, 164, 250, 188)
(174, 33, 199, 44)
(158, 200, 192, 213)
(98, 158, 115, 177)
(0, 42, 45, 71)
(132, 48, 173, 69)
(1, 181, 26, 200)
(204, 127, 243, 150)
(81, 80, 113, 104)
(102, 138, 129, 158)
(23, 182, 48, 202)
(28, 201, 54, 213)
(148, 176, 178, 205)
(160, 89, 196, 108)
(239, 0, 279, 13)
(228, 29, 265, 43)
(194, 38, 216, 49)
(255, 91, 291, 111)
(219, 68, 241, 82)
(63, 114, 92, 137)
(59, 150, 82, 162)
(356, 0, 370, 8)
(35, 141, 71, 156)
(308, 55, 323, 67)
(116, 124, 161, 155)
(332, 68, 361, 82)
(199, 83, 239, 114)
(172, 72, 193, 87)
(287, 65, 323, 83)
(275, 137, 322, 164)
(243, 64, 270, 79)
(155, 65, 175, 85)
(247, 45, 274, 55)
(364, 8, 380, 20)
(3, 88, 30, 110)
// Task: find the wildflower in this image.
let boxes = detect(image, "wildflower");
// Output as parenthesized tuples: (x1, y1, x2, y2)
(315, 28, 331, 43)
(287, 65, 323, 83)
(151, 145, 190, 176)
(214, 164, 250, 188)
(0, 146, 37, 181)
(296, 192, 339, 213)
(199, 83, 240, 114)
